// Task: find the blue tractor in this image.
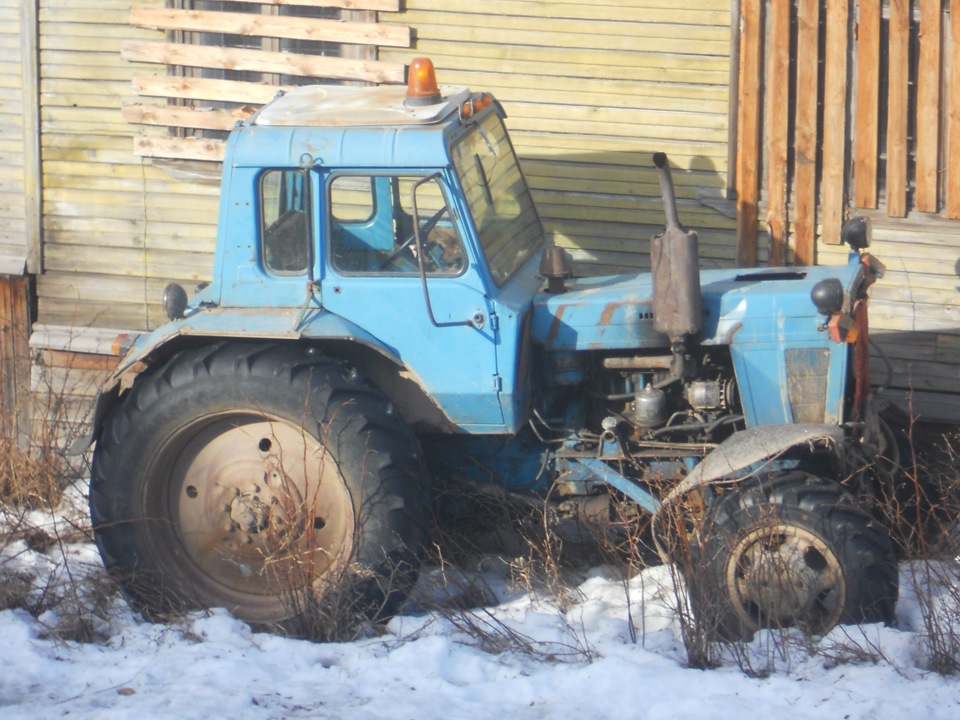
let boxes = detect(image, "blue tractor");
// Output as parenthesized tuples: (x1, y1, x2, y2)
(82, 59, 898, 639)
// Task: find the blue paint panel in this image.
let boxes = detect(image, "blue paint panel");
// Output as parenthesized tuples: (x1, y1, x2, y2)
(531, 256, 865, 353)
(731, 340, 849, 427)
(531, 274, 669, 351)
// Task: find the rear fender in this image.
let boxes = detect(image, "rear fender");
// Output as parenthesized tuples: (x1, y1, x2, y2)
(70, 308, 416, 455)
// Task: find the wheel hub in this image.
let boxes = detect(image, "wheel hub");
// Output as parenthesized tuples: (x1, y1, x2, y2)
(169, 417, 355, 596)
(228, 491, 271, 534)
(727, 524, 845, 634)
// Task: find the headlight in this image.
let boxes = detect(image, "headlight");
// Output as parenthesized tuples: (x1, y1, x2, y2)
(163, 283, 188, 320)
(811, 278, 844, 315)
(841, 216, 870, 250)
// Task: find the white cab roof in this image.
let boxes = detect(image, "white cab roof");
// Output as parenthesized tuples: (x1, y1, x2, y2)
(254, 84, 470, 127)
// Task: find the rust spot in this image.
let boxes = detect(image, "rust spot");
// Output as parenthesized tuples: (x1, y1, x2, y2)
(546, 305, 567, 346)
(599, 302, 620, 327)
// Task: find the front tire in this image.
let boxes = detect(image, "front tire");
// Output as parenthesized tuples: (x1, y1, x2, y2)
(690, 471, 897, 640)
(90, 343, 429, 629)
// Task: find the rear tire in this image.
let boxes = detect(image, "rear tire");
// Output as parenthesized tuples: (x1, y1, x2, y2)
(690, 471, 898, 641)
(90, 342, 429, 629)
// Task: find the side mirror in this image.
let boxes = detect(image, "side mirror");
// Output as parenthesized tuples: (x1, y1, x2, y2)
(163, 283, 188, 320)
(841, 216, 871, 250)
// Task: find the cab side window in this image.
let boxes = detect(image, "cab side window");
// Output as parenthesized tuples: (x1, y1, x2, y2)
(261, 170, 311, 275)
(329, 174, 465, 276)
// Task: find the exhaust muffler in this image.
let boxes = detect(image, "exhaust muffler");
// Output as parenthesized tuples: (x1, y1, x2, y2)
(651, 152, 702, 378)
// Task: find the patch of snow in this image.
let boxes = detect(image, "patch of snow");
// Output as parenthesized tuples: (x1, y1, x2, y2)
(2, 485, 959, 719)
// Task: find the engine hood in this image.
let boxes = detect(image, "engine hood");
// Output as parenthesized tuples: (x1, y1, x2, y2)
(530, 255, 869, 352)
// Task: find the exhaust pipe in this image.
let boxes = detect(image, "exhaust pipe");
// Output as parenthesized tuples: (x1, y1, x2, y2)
(651, 153, 702, 378)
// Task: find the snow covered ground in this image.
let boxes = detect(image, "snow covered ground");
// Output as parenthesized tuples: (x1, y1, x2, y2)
(2, 483, 959, 720)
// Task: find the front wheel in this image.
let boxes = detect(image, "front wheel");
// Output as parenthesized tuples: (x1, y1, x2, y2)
(90, 343, 429, 630)
(689, 471, 898, 640)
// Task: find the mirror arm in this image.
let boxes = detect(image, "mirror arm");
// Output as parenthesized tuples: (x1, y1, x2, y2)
(411, 173, 475, 329)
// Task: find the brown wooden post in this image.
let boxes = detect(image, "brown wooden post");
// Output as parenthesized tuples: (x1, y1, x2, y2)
(886, 0, 910, 218)
(794, 0, 820, 265)
(916, 0, 943, 214)
(854, 0, 881, 209)
(736, 0, 763, 268)
(947, 6, 960, 218)
(0, 275, 33, 441)
(821, 0, 849, 246)
(766, 0, 791, 265)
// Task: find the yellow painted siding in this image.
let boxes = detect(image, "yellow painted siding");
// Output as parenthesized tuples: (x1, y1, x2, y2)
(0, 0, 27, 265)
(23, 0, 960, 425)
(379, 0, 736, 274)
(37, 0, 220, 330)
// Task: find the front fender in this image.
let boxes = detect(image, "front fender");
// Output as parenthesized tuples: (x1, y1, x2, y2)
(659, 423, 846, 507)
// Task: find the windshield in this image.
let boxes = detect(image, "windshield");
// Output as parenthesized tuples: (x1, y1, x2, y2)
(451, 113, 544, 285)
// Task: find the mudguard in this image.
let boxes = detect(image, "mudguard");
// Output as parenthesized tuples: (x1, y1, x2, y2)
(660, 423, 846, 508)
(69, 306, 403, 455)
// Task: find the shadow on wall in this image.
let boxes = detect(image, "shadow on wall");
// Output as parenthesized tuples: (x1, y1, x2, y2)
(519, 149, 960, 425)
(514, 147, 733, 277)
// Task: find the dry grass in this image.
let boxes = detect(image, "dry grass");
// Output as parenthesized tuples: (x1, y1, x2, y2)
(2, 367, 960, 675)
(0, 436, 68, 509)
(879, 421, 960, 674)
(0, 355, 119, 644)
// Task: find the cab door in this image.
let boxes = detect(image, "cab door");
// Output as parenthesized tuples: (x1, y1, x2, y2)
(319, 172, 504, 431)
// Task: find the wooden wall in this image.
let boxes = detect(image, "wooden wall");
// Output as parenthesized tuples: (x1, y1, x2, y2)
(33, 0, 736, 339)
(733, 0, 960, 423)
(379, 0, 736, 275)
(19, 0, 960, 424)
(0, 0, 30, 270)
(37, 0, 219, 332)
(1, 0, 37, 439)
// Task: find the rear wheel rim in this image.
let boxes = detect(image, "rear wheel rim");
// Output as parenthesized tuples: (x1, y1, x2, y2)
(161, 415, 355, 600)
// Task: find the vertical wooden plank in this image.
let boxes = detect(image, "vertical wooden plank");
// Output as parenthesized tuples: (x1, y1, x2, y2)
(794, 0, 820, 265)
(947, 6, 960, 217)
(765, 0, 791, 265)
(736, 0, 763, 268)
(0, 278, 12, 436)
(22, 0, 41, 273)
(0, 276, 29, 440)
(821, 0, 850, 245)
(886, 0, 910, 218)
(915, 0, 942, 213)
(854, 0, 880, 209)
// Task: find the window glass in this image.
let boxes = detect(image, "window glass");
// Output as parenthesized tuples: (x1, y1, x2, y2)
(329, 175, 465, 276)
(451, 114, 544, 284)
(260, 170, 311, 274)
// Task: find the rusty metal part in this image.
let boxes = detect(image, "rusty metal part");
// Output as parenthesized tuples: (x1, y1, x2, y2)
(539, 242, 573, 294)
(651, 153, 703, 344)
(725, 524, 845, 635)
(173, 416, 355, 596)
(851, 300, 870, 421)
(602, 355, 673, 370)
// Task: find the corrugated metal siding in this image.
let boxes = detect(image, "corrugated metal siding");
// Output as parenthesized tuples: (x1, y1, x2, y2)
(379, 0, 736, 275)
(0, 0, 27, 269)
(37, 0, 220, 331)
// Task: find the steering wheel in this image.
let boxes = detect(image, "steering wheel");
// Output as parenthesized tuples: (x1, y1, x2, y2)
(380, 206, 448, 271)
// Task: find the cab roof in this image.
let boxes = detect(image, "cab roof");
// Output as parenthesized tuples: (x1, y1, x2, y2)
(254, 84, 471, 128)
